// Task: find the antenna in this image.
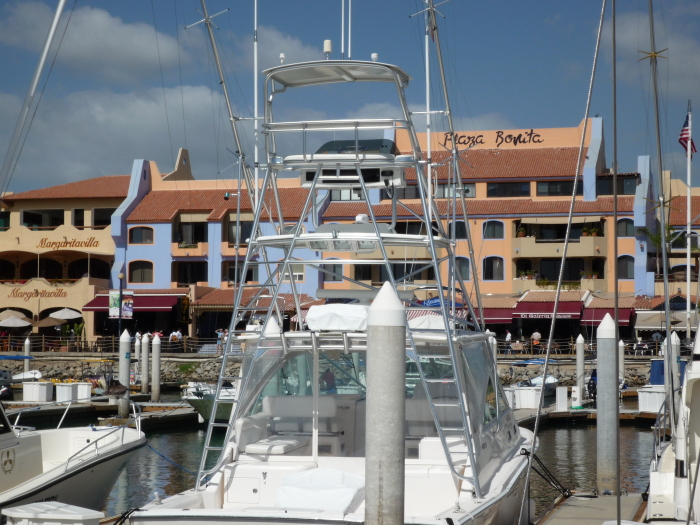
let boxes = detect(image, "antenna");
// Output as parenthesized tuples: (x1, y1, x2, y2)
(371, 53, 378, 62)
(279, 53, 285, 64)
(324, 40, 332, 60)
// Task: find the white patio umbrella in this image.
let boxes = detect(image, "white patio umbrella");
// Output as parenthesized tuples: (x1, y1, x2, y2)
(49, 308, 83, 320)
(0, 317, 32, 327)
(0, 310, 29, 321)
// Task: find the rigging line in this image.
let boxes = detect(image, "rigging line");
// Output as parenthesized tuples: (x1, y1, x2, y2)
(2, 0, 77, 197)
(174, 0, 188, 149)
(518, 1, 607, 523)
(151, 0, 175, 166)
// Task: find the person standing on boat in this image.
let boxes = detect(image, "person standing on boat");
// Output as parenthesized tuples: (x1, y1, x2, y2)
(321, 367, 336, 393)
(505, 330, 512, 354)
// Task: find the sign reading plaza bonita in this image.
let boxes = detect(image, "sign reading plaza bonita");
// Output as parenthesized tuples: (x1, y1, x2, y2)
(440, 129, 545, 149)
(8, 288, 68, 302)
(36, 237, 100, 250)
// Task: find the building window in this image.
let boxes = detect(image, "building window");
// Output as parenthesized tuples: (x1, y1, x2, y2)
(483, 221, 504, 240)
(616, 219, 635, 238)
(20, 259, 62, 280)
(483, 256, 504, 281)
(175, 222, 208, 246)
(434, 183, 476, 199)
(283, 224, 305, 235)
(129, 261, 153, 284)
(22, 209, 64, 230)
(449, 221, 468, 239)
(228, 221, 254, 245)
(382, 186, 419, 200)
(93, 208, 116, 229)
(671, 233, 699, 250)
(72, 209, 84, 228)
(597, 176, 638, 195)
(281, 263, 304, 282)
(222, 262, 257, 283)
(173, 261, 207, 284)
(354, 265, 372, 281)
(330, 189, 362, 201)
(592, 258, 606, 279)
(540, 258, 584, 281)
(536, 180, 583, 196)
(0, 212, 9, 231)
(617, 255, 634, 280)
(129, 227, 154, 244)
(486, 182, 530, 198)
(0, 259, 14, 280)
(321, 262, 343, 282)
(456, 257, 470, 281)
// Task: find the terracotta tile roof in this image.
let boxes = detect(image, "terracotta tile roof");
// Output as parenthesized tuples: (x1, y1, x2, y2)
(519, 290, 588, 303)
(634, 296, 654, 310)
(192, 288, 316, 310)
(644, 293, 698, 310)
(126, 188, 310, 223)
(323, 196, 634, 220)
(586, 296, 637, 309)
(3, 175, 129, 201)
(96, 288, 189, 296)
(403, 148, 589, 181)
(669, 196, 700, 226)
(479, 296, 520, 308)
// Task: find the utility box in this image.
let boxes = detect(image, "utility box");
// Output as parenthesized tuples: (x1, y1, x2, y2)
(23, 382, 53, 402)
(2, 502, 104, 525)
(571, 386, 582, 408)
(555, 386, 568, 411)
(514, 387, 541, 409)
(55, 383, 78, 403)
(75, 383, 93, 403)
(638, 384, 666, 414)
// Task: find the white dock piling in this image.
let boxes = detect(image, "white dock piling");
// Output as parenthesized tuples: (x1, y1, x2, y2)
(141, 334, 150, 394)
(23, 338, 30, 374)
(118, 329, 131, 418)
(365, 282, 406, 525)
(596, 314, 618, 495)
(671, 331, 682, 412)
(134, 336, 141, 374)
(576, 334, 585, 396)
(151, 334, 161, 402)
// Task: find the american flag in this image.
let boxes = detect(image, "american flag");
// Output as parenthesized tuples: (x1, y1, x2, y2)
(679, 114, 697, 157)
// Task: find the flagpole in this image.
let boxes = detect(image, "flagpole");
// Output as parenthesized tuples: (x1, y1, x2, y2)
(688, 100, 693, 342)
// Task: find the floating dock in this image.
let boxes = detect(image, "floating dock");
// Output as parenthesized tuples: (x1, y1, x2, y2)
(537, 494, 646, 525)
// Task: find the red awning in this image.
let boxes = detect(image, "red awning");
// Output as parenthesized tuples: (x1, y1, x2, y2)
(580, 308, 635, 326)
(474, 308, 514, 324)
(83, 295, 179, 312)
(513, 301, 582, 320)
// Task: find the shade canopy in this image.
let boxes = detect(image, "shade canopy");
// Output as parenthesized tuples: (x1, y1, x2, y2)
(83, 295, 179, 312)
(513, 301, 582, 320)
(0, 310, 29, 321)
(33, 317, 67, 328)
(580, 308, 635, 327)
(0, 317, 32, 327)
(50, 308, 83, 320)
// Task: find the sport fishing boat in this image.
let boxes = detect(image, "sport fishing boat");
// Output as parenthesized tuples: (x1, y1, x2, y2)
(126, 4, 533, 524)
(0, 399, 145, 511)
(182, 381, 237, 423)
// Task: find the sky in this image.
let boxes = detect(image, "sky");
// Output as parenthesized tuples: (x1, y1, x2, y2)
(0, 0, 700, 193)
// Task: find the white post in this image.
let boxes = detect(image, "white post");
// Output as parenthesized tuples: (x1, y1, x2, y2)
(576, 334, 585, 396)
(23, 338, 30, 374)
(141, 334, 150, 394)
(118, 329, 131, 418)
(596, 314, 618, 495)
(365, 282, 406, 525)
(151, 334, 161, 402)
(671, 331, 682, 410)
(618, 339, 625, 386)
(134, 337, 141, 376)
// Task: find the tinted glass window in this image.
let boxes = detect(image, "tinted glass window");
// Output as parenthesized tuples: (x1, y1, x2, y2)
(129, 261, 153, 283)
(618, 256, 634, 279)
(129, 227, 154, 244)
(617, 219, 635, 237)
(487, 182, 530, 198)
(483, 257, 504, 280)
(483, 221, 504, 239)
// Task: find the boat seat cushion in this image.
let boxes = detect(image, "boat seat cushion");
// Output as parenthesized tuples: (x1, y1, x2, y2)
(245, 435, 310, 455)
(263, 395, 339, 434)
(275, 468, 365, 513)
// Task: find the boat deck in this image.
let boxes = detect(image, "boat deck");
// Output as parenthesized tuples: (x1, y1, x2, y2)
(536, 494, 645, 525)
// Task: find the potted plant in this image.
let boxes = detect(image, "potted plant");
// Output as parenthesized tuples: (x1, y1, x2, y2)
(590, 227, 599, 237)
(527, 270, 535, 280)
(581, 227, 589, 237)
(592, 272, 599, 279)
(517, 226, 526, 237)
(518, 271, 527, 279)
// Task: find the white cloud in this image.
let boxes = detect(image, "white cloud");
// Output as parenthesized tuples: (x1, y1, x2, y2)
(234, 25, 323, 72)
(0, 1, 191, 84)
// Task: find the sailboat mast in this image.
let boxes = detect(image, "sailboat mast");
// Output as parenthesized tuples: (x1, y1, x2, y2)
(687, 101, 693, 341)
(254, 0, 259, 207)
(647, 0, 677, 431)
(0, 0, 68, 195)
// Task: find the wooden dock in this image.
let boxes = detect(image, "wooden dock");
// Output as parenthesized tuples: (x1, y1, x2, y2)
(537, 494, 646, 525)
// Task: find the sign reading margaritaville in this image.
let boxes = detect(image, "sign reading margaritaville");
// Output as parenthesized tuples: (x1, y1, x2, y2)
(7, 289, 68, 302)
(36, 238, 100, 250)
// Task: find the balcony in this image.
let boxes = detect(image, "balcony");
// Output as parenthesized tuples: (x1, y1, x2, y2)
(512, 235, 607, 259)
(512, 277, 608, 293)
(171, 242, 209, 257)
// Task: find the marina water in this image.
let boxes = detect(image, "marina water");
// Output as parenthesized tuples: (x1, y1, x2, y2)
(104, 422, 653, 518)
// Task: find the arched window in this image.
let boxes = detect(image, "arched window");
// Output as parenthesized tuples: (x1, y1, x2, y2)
(0, 259, 14, 280)
(455, 257, 470, 281)
(449, 222, 467, 239)
(20, 259, 62, 279)
(129, 227, 154, 244)
(322, 260, 343, 282)
(617, 255, 634, 280)
(483, 256, 504, 281)
(129, 261, 153, 284)
(483, 221, 504, 240)
(616, 219, 634, 238)
(67, 258, 111, 279)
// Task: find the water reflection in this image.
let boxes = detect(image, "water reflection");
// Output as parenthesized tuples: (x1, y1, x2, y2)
(105, 423, 654, 519)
